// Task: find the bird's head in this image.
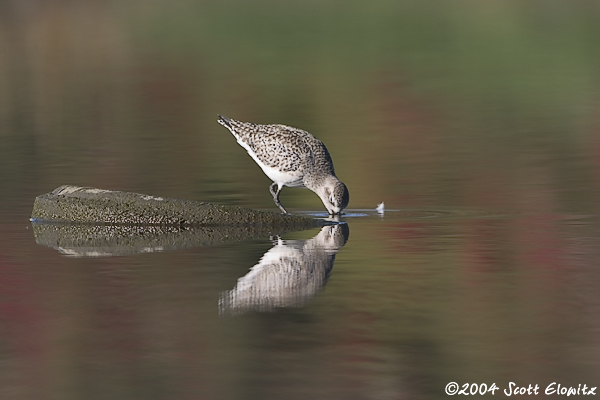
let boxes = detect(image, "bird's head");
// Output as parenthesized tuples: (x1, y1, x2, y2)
(318, 178, 349, 215)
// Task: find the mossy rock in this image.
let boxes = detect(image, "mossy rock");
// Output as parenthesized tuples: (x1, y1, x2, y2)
(31, 185, 325, 228)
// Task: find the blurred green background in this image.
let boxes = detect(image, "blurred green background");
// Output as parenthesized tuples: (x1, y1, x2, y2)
(2, 0, 599, 213)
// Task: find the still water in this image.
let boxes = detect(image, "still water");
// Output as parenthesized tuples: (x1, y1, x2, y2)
(1, 1, 600, 399)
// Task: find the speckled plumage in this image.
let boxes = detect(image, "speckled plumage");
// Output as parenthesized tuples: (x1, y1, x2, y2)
(217, 115, 349, 215)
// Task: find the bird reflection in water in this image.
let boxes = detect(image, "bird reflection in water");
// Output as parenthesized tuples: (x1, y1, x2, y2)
(219, 223, 350, 314)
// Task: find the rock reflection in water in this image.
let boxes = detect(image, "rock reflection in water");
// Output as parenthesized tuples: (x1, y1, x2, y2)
(31, 223, 316, 257)
(219, 224, 349, 314)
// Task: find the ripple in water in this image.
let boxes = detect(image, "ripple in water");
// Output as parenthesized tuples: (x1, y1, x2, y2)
(297, 209, 511, 220)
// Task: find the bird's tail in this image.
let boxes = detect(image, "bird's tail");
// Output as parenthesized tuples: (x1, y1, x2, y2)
(217, 114, 233, 129)
(217, 114, 257, 143)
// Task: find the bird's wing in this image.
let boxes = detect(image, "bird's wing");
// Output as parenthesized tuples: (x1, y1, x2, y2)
(246, 126, 314, 172)
(220, 117, 313, 173)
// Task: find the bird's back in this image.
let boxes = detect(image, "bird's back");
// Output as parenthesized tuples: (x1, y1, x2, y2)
(218, 115, 335, 177)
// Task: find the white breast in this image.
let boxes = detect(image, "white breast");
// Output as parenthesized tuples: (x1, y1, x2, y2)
(259, 164, 305, 188)
(239, 140, 305, 188)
